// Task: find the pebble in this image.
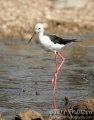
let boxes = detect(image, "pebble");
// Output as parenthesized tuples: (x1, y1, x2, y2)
(36, 91, 40, 95)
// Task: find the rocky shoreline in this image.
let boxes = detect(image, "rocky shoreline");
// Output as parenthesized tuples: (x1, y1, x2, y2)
(0, 0, 94, 40)
(0, 99, 94, 120)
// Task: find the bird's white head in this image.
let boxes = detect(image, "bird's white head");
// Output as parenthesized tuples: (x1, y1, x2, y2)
(35, 23, 44, 34)
(28, 23, 44, 43)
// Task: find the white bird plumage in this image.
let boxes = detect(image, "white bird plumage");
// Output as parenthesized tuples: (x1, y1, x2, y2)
(34, 23, 65, 52)
(29, 23, 78, 95)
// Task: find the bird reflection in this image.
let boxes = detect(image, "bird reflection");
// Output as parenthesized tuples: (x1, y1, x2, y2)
(52, 94, 57, 109)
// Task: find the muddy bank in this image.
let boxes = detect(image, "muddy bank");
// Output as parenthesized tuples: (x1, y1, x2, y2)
(13, 99, 94, 120)
(0, 99, 94, 120)
(0, 0, 94, 40)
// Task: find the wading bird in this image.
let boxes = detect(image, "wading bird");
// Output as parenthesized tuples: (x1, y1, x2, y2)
(29, 23, 78, 94)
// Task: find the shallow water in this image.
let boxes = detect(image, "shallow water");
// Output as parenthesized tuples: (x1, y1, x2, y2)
(0, 33, 94, 119)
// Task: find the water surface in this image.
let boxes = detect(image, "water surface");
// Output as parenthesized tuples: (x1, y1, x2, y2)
(0, 33, 94, 119)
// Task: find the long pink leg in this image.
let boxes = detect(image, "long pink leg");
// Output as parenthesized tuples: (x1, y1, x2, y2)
(57, 52, 65, 72)
(52, 52, 65, 94)
(52, 53, 58, 85)
(52, 52, 58, 94)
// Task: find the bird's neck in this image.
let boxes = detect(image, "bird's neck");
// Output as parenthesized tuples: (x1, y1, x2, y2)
(38, 31, 44, 39)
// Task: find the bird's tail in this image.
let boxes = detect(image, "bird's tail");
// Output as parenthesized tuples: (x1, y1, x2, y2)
(67, 39, 79, 43)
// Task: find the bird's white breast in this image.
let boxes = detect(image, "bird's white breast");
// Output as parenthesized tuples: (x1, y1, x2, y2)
(38, 36, 65, 52)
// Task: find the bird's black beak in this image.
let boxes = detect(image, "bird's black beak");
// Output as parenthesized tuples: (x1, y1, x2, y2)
(28, 31, 36, 43)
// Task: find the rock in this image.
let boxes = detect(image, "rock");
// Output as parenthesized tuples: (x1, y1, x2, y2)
(14, 109, 44, 120)
(36, 91, 40, 95)
(0, 114, 5, 120)
(53, 0, 88, 9)
(64, 96, 69, 107)
(60, 99, 94, 120)
(43, 23, 48, 29)
(42, 108, 47, 111)
(73, 99, 94, 112)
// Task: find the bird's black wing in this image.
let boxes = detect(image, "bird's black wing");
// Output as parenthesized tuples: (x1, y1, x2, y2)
(47, 34, 78, 45)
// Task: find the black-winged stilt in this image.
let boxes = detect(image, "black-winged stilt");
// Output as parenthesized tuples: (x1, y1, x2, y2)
(29, 23, 78, 94)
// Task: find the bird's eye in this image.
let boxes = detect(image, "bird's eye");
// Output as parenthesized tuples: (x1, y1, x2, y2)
(38, 28, 40, 30)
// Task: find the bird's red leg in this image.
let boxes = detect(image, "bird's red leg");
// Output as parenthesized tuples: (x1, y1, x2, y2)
(52, 52, 58, 94)
(52, 52, 65, 94)
(57, 52, 65, 72)
(53, 52, 65, 89)
(51, 53, 65, 110)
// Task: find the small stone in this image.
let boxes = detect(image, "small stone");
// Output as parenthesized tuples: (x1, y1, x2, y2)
(42, 108, 47, 111)
(35, 82, 37, 85)
(36, 91, 40, 95)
